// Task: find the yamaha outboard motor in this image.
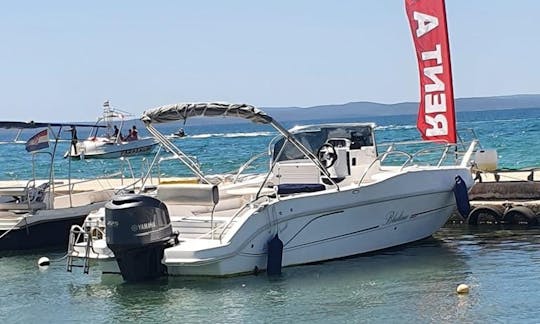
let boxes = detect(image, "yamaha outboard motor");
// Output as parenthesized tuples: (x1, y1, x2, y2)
(106, 194, 175, 282)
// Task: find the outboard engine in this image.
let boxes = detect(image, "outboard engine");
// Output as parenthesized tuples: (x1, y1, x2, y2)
(105, 194, 175, 282)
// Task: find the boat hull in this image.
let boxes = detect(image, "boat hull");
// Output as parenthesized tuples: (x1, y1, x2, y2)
(0, 215, 87, 251)
(163, 167, 472, 276)
(0, 204, 107, 252)
(68, 138, 158, 159)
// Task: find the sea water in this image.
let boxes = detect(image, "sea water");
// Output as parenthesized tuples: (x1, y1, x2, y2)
(1, 108, 540, 322)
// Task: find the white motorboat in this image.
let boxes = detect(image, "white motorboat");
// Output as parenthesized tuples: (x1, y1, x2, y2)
(0, 121, 143, 252)
(66, 0, 478, 282)
(65, 101, 158, 159)
(92, 102, 476, 282)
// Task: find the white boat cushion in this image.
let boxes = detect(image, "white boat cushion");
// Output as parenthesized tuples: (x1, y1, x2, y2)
(157, 183, 219, 206)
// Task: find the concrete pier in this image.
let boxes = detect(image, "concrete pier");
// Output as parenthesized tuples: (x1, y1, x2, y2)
(449, 168, 540, 224)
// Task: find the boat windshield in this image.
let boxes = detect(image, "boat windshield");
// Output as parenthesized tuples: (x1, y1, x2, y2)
(272, 124, 374, 162)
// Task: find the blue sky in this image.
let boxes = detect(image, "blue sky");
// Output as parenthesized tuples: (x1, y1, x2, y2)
(1, 1, 539, 122)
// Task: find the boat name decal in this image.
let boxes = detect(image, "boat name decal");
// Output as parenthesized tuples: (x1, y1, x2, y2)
(385, 210, 410, 224)
(121, 146, 151, 156)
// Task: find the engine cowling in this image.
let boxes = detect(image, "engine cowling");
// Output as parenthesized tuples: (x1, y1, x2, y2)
(105, 194, 174, 282)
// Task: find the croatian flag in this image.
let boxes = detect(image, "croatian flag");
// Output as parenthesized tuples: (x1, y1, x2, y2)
(25, 129, 49, 152)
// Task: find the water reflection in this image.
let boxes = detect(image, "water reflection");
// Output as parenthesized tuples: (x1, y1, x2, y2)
(4, 227, 540, 322)
(76, 237, 471, 323)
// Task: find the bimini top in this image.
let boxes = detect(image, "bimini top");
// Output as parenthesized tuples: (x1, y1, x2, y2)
(141, 102, 273, 125)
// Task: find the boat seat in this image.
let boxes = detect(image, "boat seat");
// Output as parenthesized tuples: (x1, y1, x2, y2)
(169, 197, 245, 215)
(53, 189, 115, 208)
(276, 183, 326, 195)
(274, 161, 321, 185)
(157, 183, 219, 206)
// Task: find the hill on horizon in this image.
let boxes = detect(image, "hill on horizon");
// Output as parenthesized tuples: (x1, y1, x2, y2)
(262, 93, 540, 122)
(49, 94, 540, 128)
(3, 94, 539, 139)
(160, 94, 540, 126)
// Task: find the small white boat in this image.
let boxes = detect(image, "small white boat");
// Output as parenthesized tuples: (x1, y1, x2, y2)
(80, 102, 477, 282)
(65, 101, 158, 159)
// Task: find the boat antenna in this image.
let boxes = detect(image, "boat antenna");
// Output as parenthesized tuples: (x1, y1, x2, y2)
(103, 100, 113, 136)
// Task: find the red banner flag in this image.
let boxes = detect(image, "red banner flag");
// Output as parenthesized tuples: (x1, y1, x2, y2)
(405, 0, 456, 143)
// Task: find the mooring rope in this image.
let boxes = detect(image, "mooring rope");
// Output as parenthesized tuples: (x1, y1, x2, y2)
(0, 216, 26, 240)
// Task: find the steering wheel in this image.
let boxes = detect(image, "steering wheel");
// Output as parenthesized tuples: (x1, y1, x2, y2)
(317, 143, 337, 168)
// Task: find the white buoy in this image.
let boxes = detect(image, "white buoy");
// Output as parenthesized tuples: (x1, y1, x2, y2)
(457, 283, 470, 294)
(37, 257, 50, 267)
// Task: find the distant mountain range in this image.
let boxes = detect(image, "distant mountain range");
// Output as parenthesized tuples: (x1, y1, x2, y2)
(262, 94, 540, 122)
(3, 94, 539, 138)
(163, 94, 540, 126)
(31, 94, 539, 130)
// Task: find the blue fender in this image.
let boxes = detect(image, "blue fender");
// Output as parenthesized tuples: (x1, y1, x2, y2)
(453, 175, 471, 219)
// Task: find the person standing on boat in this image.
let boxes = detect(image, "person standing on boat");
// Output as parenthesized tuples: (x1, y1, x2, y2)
(69, 125, 78, 155)
(131, 125, 138, 140)
(113, 125, 122, 142)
